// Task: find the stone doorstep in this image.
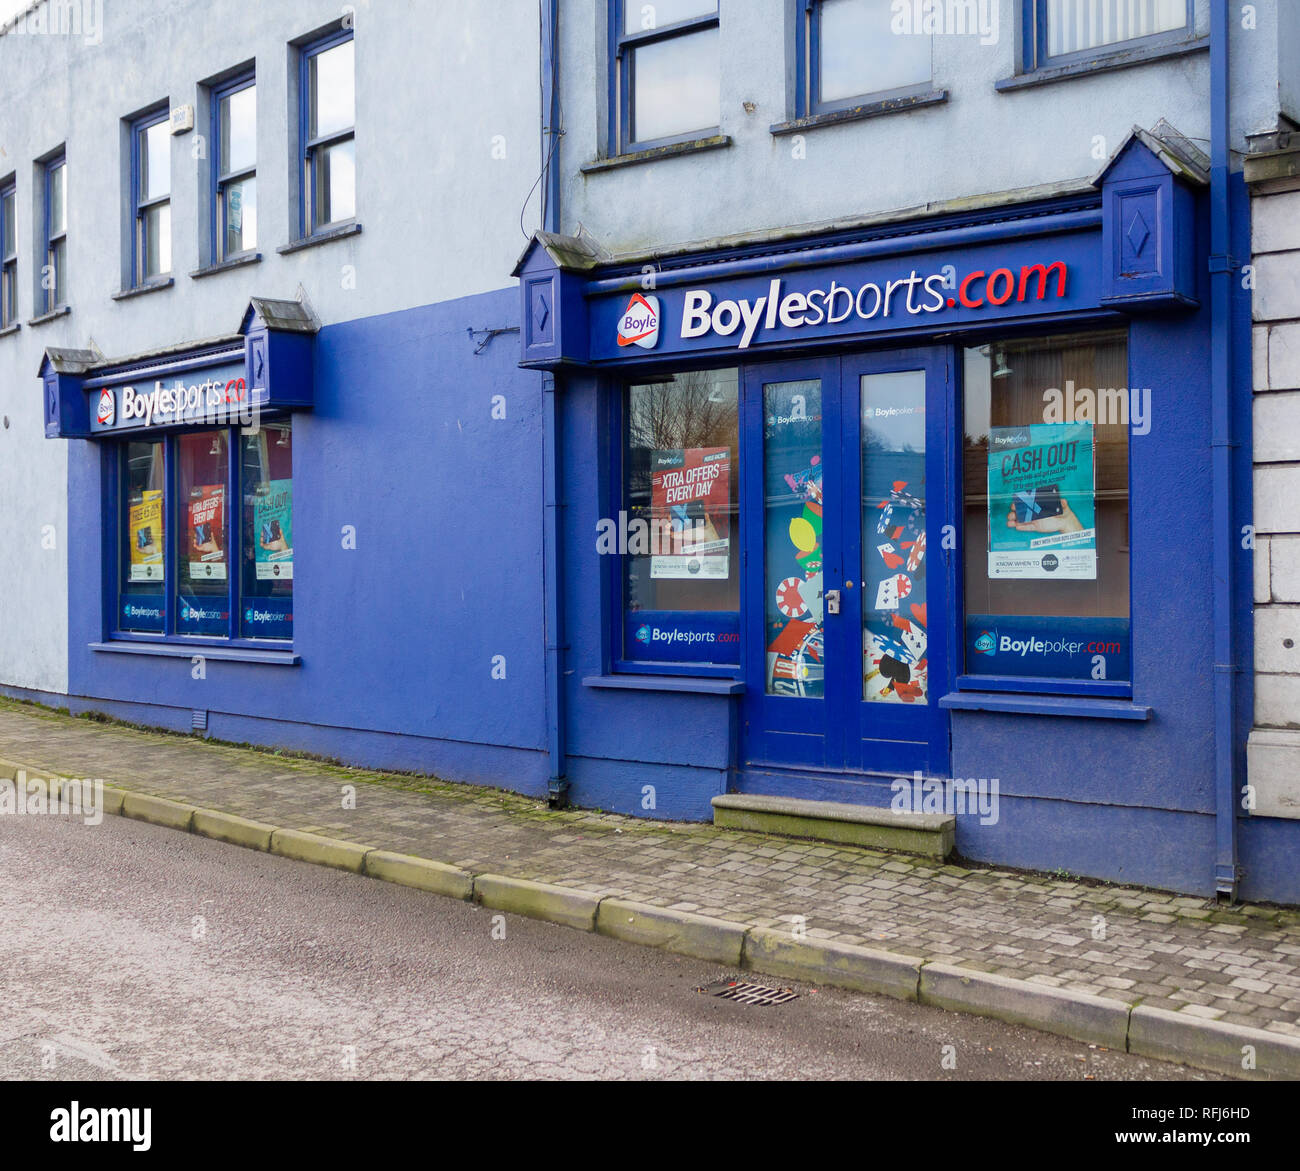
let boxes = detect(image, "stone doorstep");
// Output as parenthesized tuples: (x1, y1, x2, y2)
(711, 793, 955, 860)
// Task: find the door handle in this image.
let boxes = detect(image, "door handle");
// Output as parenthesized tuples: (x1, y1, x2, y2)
(825, 590, 841, 615)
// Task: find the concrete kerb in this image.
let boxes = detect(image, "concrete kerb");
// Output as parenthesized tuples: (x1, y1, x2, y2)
(1129, 1003, 1300, 1081)
(1, 757, 1293, 1079)
(920, 961, 1131, 1051)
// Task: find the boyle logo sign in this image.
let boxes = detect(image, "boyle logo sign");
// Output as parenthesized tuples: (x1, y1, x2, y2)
(617, 293, 660, 349)
(96, 388, 115, 426)
(586, 231, 1100, 364)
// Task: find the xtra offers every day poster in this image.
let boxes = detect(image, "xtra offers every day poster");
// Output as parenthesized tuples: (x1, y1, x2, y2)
(187, 485, 227, 581)
(650, 447, 731, 580)
(988, 422, 1096, 580)
(128, 489, 163, 582)
(254, 480, 294, 581)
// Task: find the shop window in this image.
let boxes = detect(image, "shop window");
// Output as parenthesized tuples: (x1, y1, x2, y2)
(120, 440, 166, 634)
(115, 421, 293, 644)
(962, 331, 1131, 688)
(797, 0, 931, 116)
(42, 152, 67, 313)
(1025, 0, 1191, 69)
(301, 29, 355, 235)
(620, 368, 739, 669)
(0, 178, 16, 329)
(240, 424, 295, 640)
(611, 0, 720, 153)
(213, 73, 257, 262)
(131, 108, 172, 285)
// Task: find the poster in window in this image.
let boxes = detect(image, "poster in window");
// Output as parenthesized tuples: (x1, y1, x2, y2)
(987, 422, 1096, 580)
(253, 480, 293, 581)
(128, 489, 164, 582)
(187, 484, 227, 581)
(649, 447, 731, 580)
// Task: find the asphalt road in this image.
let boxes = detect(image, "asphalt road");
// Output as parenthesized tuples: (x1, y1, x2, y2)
(0, 810, 1208, 1081)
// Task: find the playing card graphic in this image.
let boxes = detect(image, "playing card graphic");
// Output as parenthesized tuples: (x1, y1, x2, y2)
(877, 542, 905, 571)
(905, 531, 926, 574)
(874, 573, 913, 611)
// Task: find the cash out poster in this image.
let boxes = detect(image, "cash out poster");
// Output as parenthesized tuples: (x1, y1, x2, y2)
(987, 422, 1097, 580)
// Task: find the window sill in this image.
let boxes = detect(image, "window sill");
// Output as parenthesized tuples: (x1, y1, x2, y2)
(956, 674, 1131, 699)
(28, 306, 71, 327)
(112, 278, 175, 302)
(581, 135, 732, 175)
(939, 690, 1151, 721)
(277, 220, 363, 255)
(995, 36, 1209, 92)
(771, 90, 948, 136)
(584, 673, 744, 696)
(91, 640, 299, 666)
(0, 322, 20, 339)
(191, 252, 262, 279)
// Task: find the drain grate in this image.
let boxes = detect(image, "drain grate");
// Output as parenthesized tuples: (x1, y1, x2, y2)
(697, 979, 799, 1006)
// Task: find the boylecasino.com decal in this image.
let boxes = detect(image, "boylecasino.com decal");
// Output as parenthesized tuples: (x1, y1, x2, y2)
(619, 263, 1069, 351)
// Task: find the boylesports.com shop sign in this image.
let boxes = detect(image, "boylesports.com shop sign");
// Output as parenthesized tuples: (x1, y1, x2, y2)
(613, 260, 1072, 354)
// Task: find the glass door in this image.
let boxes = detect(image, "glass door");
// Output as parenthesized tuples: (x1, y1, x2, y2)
(741, 348, 953, 777)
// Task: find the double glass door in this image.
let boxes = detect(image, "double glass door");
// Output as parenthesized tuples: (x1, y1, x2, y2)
(740, 347, 953, 776)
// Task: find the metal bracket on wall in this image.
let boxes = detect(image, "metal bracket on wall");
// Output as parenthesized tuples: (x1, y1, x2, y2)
(466, 326, 521, 355)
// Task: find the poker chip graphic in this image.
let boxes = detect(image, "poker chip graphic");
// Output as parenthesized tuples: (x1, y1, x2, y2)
(775, 577, 807, 618)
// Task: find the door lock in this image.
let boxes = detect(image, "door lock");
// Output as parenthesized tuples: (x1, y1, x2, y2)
(825, 589, 841, 615)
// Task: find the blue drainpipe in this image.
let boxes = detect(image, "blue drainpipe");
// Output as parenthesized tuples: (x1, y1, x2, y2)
(540, 0, 568, 806)
(1209, 0, 1239, 901)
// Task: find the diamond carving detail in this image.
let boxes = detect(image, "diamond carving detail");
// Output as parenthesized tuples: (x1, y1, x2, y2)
(1126, 210, 1151, 258)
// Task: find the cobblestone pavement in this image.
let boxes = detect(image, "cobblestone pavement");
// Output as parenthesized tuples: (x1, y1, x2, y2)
(2, 697, 1299, 1041)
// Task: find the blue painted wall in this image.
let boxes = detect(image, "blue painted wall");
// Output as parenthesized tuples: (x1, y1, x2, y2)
(65, 288, 551, 793)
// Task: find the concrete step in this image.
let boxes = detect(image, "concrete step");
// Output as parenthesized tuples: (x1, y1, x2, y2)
(711, 793, 955, 860)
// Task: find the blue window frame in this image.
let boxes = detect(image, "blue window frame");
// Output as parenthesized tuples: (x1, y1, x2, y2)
(1024, 0, 1193, 71)
(299, 28, 355, 237)
(130, 107, 172, 285)
(113, 419, 295, 645)
(211, 72, 257, 262)
(613, 366, 741, 677)
(42, 152, 67, 313)
(796, 0, 932, 117)
(609, 0, 720, 155)
(0, 178, 16, 329)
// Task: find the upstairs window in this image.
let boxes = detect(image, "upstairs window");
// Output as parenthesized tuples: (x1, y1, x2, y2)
(132, 109, 172, 284)
(1029, 0, 1191, 68)
(42, 153, 67, 313)
(800, 0, 931, 116)
(214, 74, 257, 260)
(302, 30, 355, 234)
(612, 0, 720, 152)
(1, 179, 16, 329)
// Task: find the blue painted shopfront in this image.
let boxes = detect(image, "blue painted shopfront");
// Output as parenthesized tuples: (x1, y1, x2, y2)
(45, 287, 551, 794)
(518, 133, 1286, 904)
(36, 132, 1292, 904)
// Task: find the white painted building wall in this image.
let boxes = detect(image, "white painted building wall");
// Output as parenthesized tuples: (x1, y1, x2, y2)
(1248, 156, 1300, 820)
(0, 0, 543, 696)
(557, 0, 1287, 254)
